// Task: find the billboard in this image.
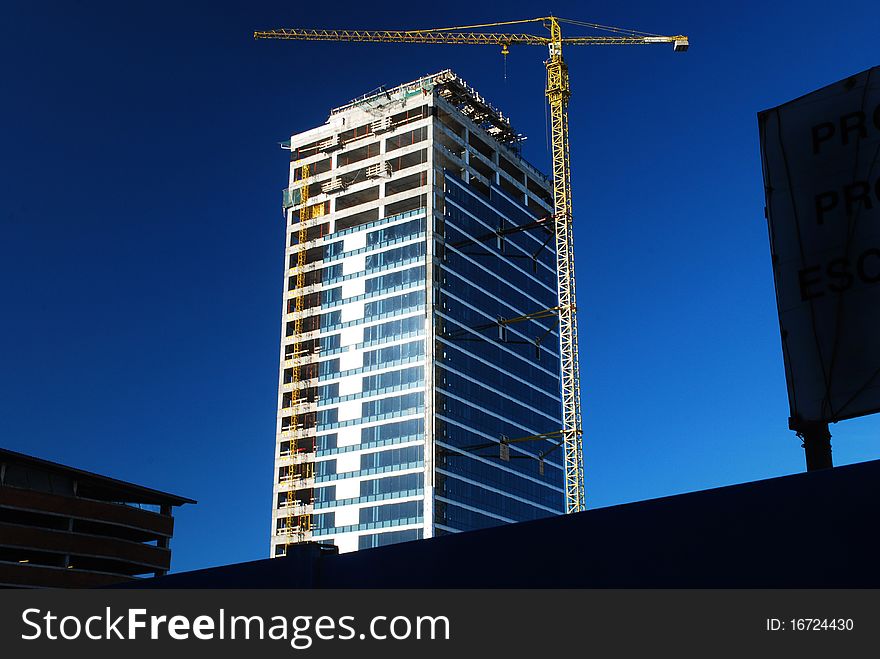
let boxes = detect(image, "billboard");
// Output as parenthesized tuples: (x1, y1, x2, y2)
(759, 66, 880, 425)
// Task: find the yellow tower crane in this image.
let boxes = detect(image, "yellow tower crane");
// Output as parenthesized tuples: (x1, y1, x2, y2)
(256, 17, 688, 515)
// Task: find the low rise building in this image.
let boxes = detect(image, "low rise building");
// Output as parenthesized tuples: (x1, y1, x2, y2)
(0, 448, 194, 588)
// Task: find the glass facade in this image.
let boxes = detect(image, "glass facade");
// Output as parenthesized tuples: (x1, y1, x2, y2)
(434, 174, 564, 533)
(272, 196, 429, 553)
(272, 72, 562, 557)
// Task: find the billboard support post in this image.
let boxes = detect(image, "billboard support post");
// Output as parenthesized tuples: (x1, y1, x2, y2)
(790, 417, 832, 471)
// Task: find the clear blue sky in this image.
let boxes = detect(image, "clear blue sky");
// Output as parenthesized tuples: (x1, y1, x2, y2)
(2, 0, 878, 573)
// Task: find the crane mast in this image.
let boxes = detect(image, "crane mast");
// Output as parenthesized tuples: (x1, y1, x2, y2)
(543, 18, 584, 512)
(257, 17, 687, 523)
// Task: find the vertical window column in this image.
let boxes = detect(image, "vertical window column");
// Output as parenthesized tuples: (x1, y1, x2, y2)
(462, 127, 471, 183)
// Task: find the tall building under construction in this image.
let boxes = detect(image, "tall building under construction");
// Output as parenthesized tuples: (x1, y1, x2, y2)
(272, 71, 564, 555)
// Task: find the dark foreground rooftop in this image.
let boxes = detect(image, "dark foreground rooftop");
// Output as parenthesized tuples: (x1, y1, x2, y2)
(122, 459, 880, 588)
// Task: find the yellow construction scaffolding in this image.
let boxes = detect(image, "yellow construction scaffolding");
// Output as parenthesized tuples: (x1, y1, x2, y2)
(284, 163, 314, 547)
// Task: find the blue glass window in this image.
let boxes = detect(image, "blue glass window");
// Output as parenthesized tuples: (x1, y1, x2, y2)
(362, 366, 424, 393)
(362, 392, 423, 417)
(323, 241, 344, 259)
(361, 444, 423, 470)
(318, 383, 339, 400)
(313, 512, 335, 530)
(318, 359, 340, 377)
(323, 263, 343, 280)
(358, 529, 423, 549)
(359, 500, 421, 524)
(363, 315, 423, 343)
(361, 418, 424, 443)
(364, 291, 424, 318)
(316, 408, 338, 426)
(364, 242, 425, 269)
(363, 340, 424, 367)
(316, 434, 337, 451)
(366, 217, 425, 246)
(365, 265, 425, 294)
(321, 334, 342, 351)
(321, 310, 342, 328)
(322, 287, 343, 304)
(360, 473, 422, 496)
